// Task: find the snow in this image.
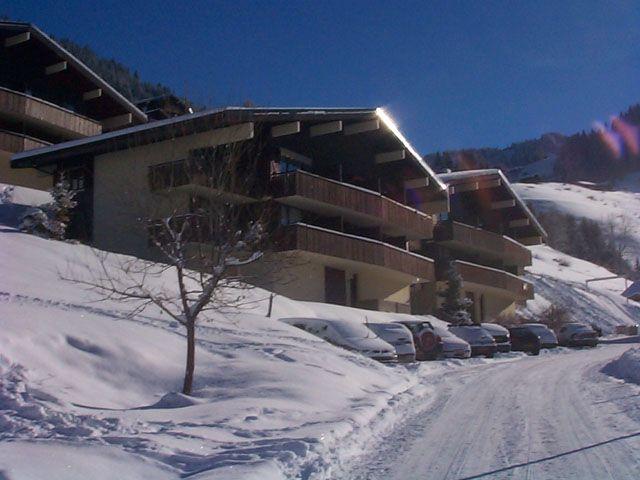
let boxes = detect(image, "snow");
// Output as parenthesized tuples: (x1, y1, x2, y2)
(520, 244, 640, 332)
(602, 346, 640, 384)
(2, 183, 640, 478)
(514, 181, 640, 258)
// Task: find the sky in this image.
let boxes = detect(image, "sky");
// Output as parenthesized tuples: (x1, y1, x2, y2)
(4, 0, 640, 153)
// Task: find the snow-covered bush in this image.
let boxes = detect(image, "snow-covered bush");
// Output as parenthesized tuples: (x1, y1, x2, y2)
(0, 185, 14, 204)
(19, 176, 77, 240)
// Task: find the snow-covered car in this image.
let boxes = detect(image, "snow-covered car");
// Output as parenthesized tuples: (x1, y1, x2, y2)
(366, 322, 416, 363)
(280, 317, 397, 362)
(520, 323, 558, 348)
(508, 326, 541, 355)
(558, 323, 598, 347)
(433, 325, 472, 359)
(448, 325, 497, 358)
(481, 323, 511, 353)
(395, 320, 441, 360)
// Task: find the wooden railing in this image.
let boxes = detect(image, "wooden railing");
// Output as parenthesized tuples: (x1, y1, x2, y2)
(270, 170, 435, 239)
(0, 130, 50, 153)
(0, 87, 102, 139)
(433, 221, 532, 267)
(276, 223, 435, 280)
(438, 259, 533, 300)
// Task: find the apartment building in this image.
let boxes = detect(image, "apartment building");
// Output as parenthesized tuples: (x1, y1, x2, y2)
(0, 21, 146, 190)
(11, 103, 545, 318)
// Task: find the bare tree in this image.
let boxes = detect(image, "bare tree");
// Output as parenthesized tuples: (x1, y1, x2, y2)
(65, 138, 284, 395)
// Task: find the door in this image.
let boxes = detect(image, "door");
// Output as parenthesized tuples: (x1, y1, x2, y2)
(325, 267, 346, 305)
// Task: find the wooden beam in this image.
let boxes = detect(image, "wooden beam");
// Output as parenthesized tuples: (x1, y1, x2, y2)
(4, 31, 30, 47)
(343, 119, 380, 135)
(478, 178, 502, 189)
(271, 121, 300, 138)
(45, 61, 67, 75)
(509, 218, 530, 228)
(101, 113, 133, 130)
(449, 182, 479, 194)
(518, 236, 543, 246)
(375, 149, 406, 164)
(491, 199, 516, 210)
(82, 88, 102, 101)
(309, 120, 342, 137)
(404, 177, 429, 189)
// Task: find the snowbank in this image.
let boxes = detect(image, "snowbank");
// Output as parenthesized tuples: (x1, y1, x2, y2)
(602, 347, 640, 384)
(0, 226, 439, 479)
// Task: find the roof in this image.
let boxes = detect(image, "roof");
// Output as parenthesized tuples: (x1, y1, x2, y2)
(11, 106, 447, 192)
(622, 281, 640, 300)
(0, 21, 147, 124)
(437, 168, 548, 241)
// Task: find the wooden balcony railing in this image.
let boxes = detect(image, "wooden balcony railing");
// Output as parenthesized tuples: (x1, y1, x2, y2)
(276, 223, 435, 280)
(271, 170, 435, 240)
(0, 87, 102, 139)
(0, 129, 50, 153)
(433, 221, 532, 267)
(437, 259, 533, 300)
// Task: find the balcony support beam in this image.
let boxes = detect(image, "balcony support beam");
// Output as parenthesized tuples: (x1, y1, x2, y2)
(509, 218, 530, 228)
(4, 31, 31, 47)
(309, 120, 342, 137)
(343, 119, 380, 135)
(491, 199, 516, 210)
(375, 149, 405, 164)
(83, 88, 102, 101)
(101, 113, 133, 130)
(271, 121, 300, 138)
(45, 61, 68, 75)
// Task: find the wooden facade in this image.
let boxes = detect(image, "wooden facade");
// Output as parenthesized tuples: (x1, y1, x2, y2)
(0, 129, 50, 153)
(0, 86, 102, 140)
(277, 223, 435, 280)
(271, 170, 435, 239)
(438, 259, 534, 301)
(433, 220, 532, 268)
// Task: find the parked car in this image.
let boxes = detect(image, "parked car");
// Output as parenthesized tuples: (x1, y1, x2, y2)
(366, 322, 416, 363)
(395, 320, 442, 360)
(280, 317, 397, 362)
(448, 325, 497, 358)
(480, 323, 511, 353)
(558, 323, 599, 347)
(508, 326, 541, 355)
(519, 323, 558, 348)
(432, 325, 472, 359)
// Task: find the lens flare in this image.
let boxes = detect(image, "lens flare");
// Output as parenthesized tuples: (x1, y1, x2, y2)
(594, 121, 623, 158)
(611, 116, 640, 156)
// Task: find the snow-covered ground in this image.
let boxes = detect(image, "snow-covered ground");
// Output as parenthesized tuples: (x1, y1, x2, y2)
(602, 345, 640, 384)
(2, 183, 640, 479)
(344, 343, 640, 480)
(514, 181, 640, 259)
(521, 245, 640, 332)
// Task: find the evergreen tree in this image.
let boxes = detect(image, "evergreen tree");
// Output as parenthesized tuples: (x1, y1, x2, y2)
(20, 175, 77, 240)
(438, 262, 473, 325)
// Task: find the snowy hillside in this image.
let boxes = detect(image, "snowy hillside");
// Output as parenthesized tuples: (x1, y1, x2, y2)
(514, 181, 640, 259)
(521, 245, 640, 332)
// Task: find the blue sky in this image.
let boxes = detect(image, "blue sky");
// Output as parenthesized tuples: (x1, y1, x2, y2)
(5, 1, 640, 153)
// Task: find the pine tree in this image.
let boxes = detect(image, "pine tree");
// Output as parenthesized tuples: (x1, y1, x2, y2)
(20, 174, 77, 240)
(438, 262, 473, 325)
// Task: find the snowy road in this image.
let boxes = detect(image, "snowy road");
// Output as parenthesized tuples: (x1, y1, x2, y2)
(347, 343, 640, 480)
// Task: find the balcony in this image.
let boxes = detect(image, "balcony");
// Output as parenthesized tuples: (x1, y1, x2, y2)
(270, 170, 435, 240)
(433, 221, 532, 267)
(438, 259, 533, 301)
(0, 129, 50, 153)
(0, 87, 102, 140)
(276, 223, 435, 281)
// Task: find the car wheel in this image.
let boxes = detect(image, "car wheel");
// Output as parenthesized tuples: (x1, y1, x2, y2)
(485, 353, 494, 359)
